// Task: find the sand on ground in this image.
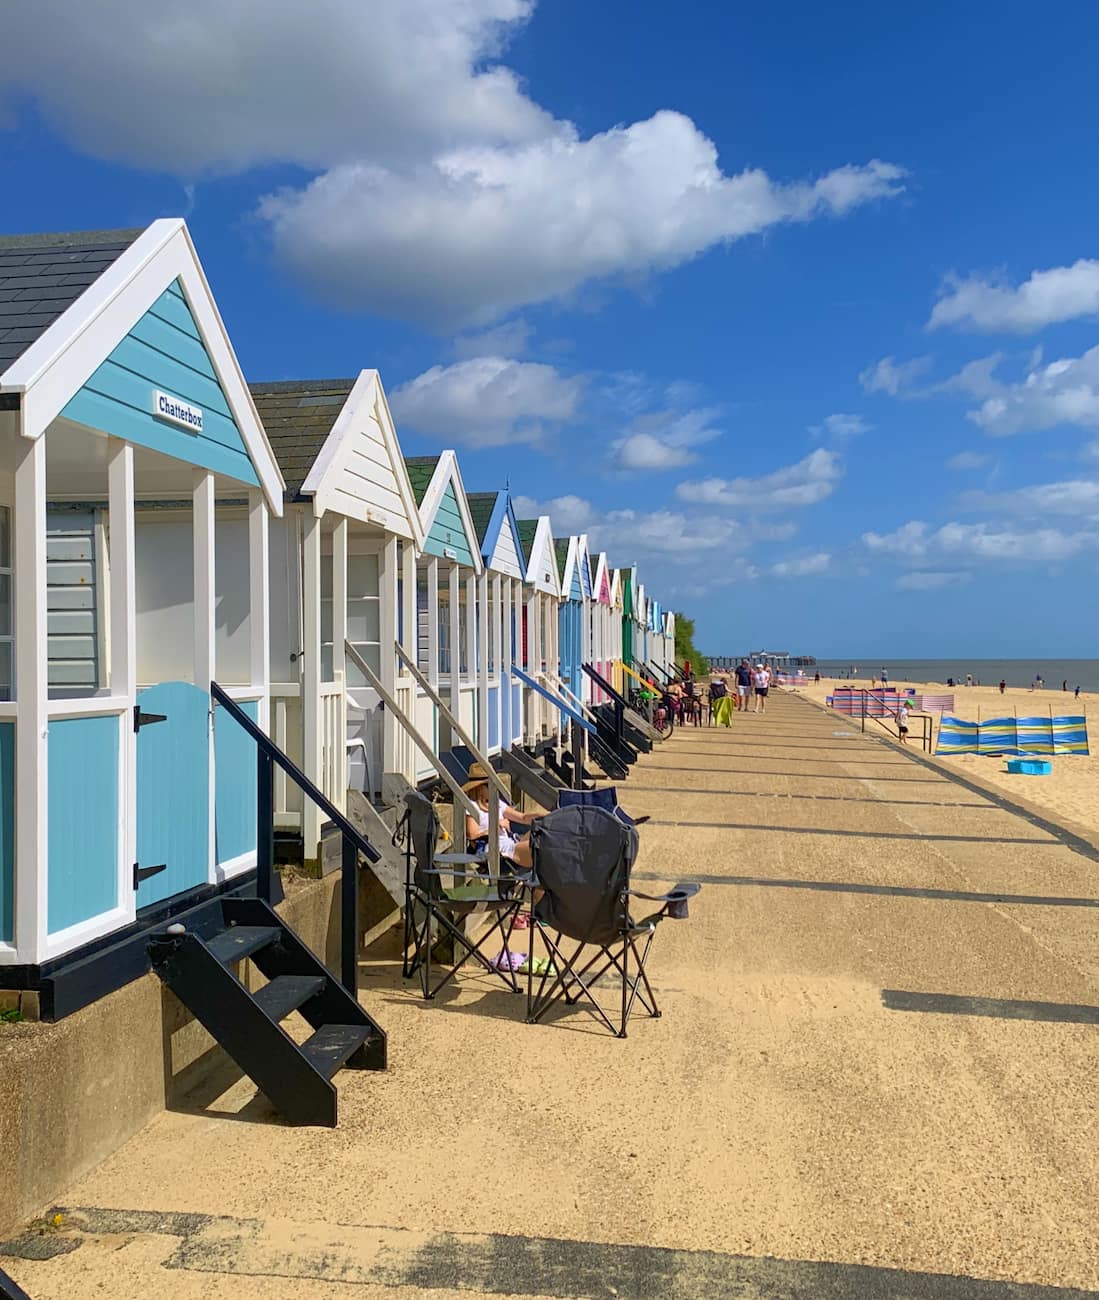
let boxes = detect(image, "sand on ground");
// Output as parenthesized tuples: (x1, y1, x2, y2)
(4, 693, 1099, 1298)
(764, 676, 1099, 842)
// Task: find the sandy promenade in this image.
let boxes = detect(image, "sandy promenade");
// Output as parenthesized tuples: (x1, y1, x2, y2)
(4, 693, 1099, 1297)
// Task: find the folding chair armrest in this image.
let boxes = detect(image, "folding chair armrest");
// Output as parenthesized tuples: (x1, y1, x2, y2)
(434, 851, 487, 865)
(418, 866, 534, 886)
(626, 881, 700, 903)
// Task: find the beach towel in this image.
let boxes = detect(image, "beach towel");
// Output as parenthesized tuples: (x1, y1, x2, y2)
(714, 696, 734, 727)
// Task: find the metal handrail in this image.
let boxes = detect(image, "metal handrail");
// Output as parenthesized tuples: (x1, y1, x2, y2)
(512, 665, 594, 732)
(211, 680, 379, 997)
(857, 689, 933, 754)
(546, 671, 596, 722)
(343, 643, 480, 819)
(391, 642, 510, 805)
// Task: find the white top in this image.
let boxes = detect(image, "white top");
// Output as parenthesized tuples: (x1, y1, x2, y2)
(752, 668, 769, 687)
(475, 799, 518, 857)
(898, 707, 909, 725)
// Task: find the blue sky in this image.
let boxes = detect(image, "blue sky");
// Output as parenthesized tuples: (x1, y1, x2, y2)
(4, 1, 1099, 657)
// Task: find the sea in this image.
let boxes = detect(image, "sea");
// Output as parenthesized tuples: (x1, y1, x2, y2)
(812, 659, 1099, 693)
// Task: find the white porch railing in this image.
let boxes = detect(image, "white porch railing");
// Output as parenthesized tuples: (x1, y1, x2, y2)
(271, 680, 345, 829)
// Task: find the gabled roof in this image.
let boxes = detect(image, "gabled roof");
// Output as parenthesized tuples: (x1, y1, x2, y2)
(610, 567, 622, 605)
(466, 492, 497, 547)
(561, 534, 594, 600)
(252, 371, 424, 543)
(593, 552, 610, 604)
(0, 228, 143, 369)
(250, 378, 354, 498)
(403, 450, 482, 572)
(516, 516, 560, 595)
(554, 538, 570, 576)
(466, 488, 524, 576)
(405, 455, 440, 506)
(0, 218, 284, 512)
(516, 519, 538, 566)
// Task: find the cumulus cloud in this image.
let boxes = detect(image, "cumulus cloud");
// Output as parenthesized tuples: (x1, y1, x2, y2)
(896, 571, 972, 591)
(390, 357, 582, 447)
(859, 355, 933, 396)
(452, 318, 534, 360)
(264, 116, 905, 327)
(811, 413, 870, 439)
(609, 404, 723, 471)
(967, 343, 1099, 435)
(946, 451, 991, 470)
(511, 493, 594, 534)
(0, 0, 552, 174)
(675, 448, 841, 510)
(864, 520, 1098, 563)
(929, 260, 1099, 333)
(769, 552, 831, 579)
(960, 478, 1099, 518)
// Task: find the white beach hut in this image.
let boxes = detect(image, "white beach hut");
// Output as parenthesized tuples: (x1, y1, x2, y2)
(249, 373, 425, 863)
(0, 221, 284, 1016)
(515, 515, 562, 748)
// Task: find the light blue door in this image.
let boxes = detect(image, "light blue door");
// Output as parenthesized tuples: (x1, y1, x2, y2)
(135, 680, 211, 909)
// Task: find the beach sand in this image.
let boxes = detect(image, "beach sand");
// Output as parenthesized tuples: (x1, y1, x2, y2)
(789, 676, 1099, 840)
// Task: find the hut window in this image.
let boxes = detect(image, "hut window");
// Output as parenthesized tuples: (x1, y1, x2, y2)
(458, 591, 469, 676)
(438, 587, 451, 675)
(0, 505, 10, 699)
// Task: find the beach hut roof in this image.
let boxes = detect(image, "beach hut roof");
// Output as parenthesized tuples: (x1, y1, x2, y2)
(515, 516, 560, 595)
(466, 489, 525, 577)
(402, 450, 483, 571)
(515, 518, 538, 566)
(250, 371, 423, 544)
(0, 218, 284, 512)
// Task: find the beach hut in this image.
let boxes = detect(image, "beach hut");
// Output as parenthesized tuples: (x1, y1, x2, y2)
(608, 567, 625, 694)
(467, 489, 526, 756)
(404, 454, 483, 770)
(248, 373, 425, 863)
(0, 221, 283, 1009)
(589, 552, 614, 704)
(557, 534, 592, 707)
(662, 610, 676, 675)
(515, 515, 562, 747)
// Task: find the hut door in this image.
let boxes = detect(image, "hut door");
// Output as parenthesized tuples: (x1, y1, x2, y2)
(134, 681, 211, 909)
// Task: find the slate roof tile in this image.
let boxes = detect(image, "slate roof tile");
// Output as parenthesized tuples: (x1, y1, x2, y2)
(249, 379, 355, 500)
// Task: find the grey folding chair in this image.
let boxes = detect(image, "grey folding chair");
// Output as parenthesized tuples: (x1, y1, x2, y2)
(397, 789, 526, 1000)
(526, 804, 700, 1036)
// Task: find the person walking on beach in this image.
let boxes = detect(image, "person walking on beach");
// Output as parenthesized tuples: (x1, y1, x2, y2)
(735, 659, 751, 711)
(752, 662, 770, 713)
(999, 679, 1006, 694)
(1075, 685, 1081, 699)
(897, 702, 909, 745)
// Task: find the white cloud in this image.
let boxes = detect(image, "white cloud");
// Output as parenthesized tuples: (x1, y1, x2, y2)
(934, 353, 1005, 400)
(946, 451, 991, 470)
(769, 552, 831, 579)
(390, 357, 582, 447)
(929, 260, 1099, 333)
(0, 0, 552, 174)
(452, 319, 534, 360)
(512, 495, 745, 561)
(263, 114, 905, 327)
(609, 404, 723, 471)
(511, 493, 594, 534)
(675, 448, 841, 510)
(961, 478, 1099, 518)
(612, 433, 697, 470)
(859, 355, 933, 396)
(967, 343, 1099, 435)
(896, 571, 972, 591)
(864, 520, 1098, 564)
(811, 413, 870, 439)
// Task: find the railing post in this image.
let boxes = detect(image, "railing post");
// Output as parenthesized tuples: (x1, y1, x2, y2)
(571, 721, 584, 790)
(257, 749, 274, 905)
(342, 835, 358, 998)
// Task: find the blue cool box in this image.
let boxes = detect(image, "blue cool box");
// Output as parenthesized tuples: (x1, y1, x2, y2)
(1006, 758, 1052, 776)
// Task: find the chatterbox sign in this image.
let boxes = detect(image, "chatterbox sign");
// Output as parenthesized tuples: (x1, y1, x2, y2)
(153, 389, 204, 433)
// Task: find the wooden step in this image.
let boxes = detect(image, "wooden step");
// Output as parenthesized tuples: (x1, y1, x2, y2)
(252, 974, 326, 1022)
(301, 1024, 374, 1079)
(206, 925, 281, 966)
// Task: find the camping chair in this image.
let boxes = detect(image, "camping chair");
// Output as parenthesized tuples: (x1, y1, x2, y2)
(525, 804, 700, 1037)
(683, 682, 704, 726)
(397, 789, 526, 1001)
(707, 678, 727, 725)
(557, 785, 650, 827)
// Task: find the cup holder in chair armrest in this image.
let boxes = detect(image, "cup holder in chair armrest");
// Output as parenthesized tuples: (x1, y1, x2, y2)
(627, 880, 701, 919)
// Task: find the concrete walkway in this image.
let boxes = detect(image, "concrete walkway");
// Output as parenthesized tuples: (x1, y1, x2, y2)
(5, 692, 1099, 1297)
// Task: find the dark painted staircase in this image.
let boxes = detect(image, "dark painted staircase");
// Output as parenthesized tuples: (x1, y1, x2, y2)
(148, 897, 385, 1127)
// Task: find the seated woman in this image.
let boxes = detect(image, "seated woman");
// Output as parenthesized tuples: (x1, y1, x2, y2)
(463, 762, 542, 872)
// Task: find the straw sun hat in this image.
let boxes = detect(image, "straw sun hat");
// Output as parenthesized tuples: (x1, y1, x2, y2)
(461, 762, 493, 794)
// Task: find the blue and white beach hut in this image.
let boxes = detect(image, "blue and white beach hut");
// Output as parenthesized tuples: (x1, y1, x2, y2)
(557, 534, 590, 707)
(467, 490, 526, 756)
(404, 454, 483, 771)
(0, 221, 284, 1014)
